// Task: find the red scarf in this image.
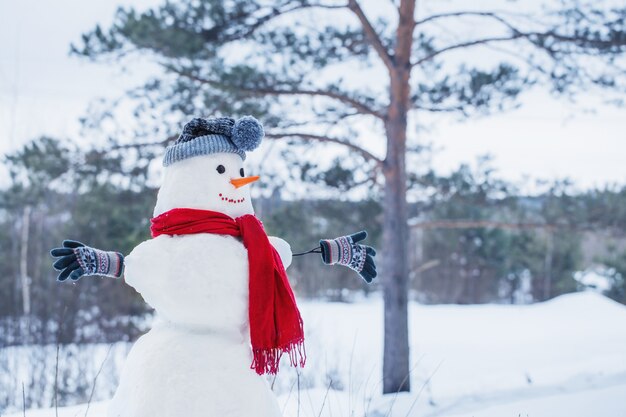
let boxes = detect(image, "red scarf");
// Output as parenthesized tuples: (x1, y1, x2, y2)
(150, 208, 305, 375)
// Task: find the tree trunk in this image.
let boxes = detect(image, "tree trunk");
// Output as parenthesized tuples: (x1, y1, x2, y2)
(543, 230, 553, 300)
(382, 69, 411, 394)
(20, 205, 32, 316)
(382, 134, 410, 393)
(381, 0, 415, 394)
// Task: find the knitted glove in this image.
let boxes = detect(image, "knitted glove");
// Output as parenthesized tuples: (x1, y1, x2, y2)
(319, 231, 377, 283)
(50, 240, 124, 282)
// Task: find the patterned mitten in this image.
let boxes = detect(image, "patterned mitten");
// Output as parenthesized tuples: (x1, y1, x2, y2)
(50, 240, 124, 281)
(319, 231, 377, 283)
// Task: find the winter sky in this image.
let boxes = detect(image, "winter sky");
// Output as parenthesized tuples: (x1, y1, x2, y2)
(0, 0, 625, 191)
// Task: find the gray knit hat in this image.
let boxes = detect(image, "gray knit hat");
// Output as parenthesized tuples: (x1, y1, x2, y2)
(163, 116, 264, 166)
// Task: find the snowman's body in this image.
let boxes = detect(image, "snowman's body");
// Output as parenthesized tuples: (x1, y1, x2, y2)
(108, 234, 287, 417)
(107, 150, 291, 417)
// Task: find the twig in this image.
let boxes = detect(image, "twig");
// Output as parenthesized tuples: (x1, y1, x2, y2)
(297, 369, 301, 417)
(54, 306, 68, 417)
(109, 136, 174, 150)
(296, 368, 300, 417)
(244, 87, 385, 120)
(280, 377, 298, 416)
(384, 355, 424, 417)
(361, 364, 377, 416)
(22, 382, 26, 417)
(414, 11, 527, 28)
(348, 333, 358, 417)
(54, 343, 59, 417)
(304, 385, 319, 417)
(265, 132, 383, 166)
(85, 344, 114, 417)
(318, 379, 333, 417)
(413, 34, 525, 67)
(403, 361, 444, 417)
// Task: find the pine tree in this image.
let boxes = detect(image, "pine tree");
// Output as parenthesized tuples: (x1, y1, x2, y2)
(73, 0, 626, 393)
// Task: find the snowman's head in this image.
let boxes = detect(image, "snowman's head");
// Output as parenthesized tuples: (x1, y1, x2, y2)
(153, 116, 263, 219)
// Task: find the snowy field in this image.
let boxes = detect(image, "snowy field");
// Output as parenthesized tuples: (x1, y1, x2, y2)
(5, 291, 626, 417)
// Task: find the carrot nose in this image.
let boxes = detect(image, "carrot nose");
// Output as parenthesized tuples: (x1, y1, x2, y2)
(230, 176, 260, 189)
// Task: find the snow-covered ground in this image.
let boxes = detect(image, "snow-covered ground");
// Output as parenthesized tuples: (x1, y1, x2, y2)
(5, 291, 626, 416)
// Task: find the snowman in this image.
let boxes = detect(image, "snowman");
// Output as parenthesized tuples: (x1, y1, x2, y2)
(50, 116, 377, 417)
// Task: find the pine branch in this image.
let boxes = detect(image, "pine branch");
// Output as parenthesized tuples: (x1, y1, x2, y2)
(534, 30, 626, 51)
(413, 105, 468, 115)
(265, 132, 383, 165)
(347, 0, 395, 71)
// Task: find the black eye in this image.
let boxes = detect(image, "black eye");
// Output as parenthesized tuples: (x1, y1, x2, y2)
(240, 168, 244, 177)
(216, 165, 226, 174)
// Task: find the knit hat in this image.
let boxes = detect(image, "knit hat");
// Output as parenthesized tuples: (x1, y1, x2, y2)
(163, 116, 264, 166)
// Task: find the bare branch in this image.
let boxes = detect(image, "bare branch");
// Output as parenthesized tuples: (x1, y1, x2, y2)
(410, 219, 556, 230)
(482, 43, 549, 75)
(250, 88, 385, 119)
(416, 8, 626, 45)
(110, 136, 175, 150)
(265, 132, 383, 165)
(347, 0, 395, 71)
(412, 259, 440, 275)
(218, 2, 348, 40)
(85, 344, 114, 417)
(413, 34, 524, 66)
(167, 67, 386, 119)
(412, 12, 532, 66)
(413, 13, 626, 67)
(415, 11, 520, 27)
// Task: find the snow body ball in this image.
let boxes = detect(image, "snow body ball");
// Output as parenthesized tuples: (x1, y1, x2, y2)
(109, 117, 291, 417)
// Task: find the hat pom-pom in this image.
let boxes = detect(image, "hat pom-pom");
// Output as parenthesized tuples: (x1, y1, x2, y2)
(232, 116, 264, 151)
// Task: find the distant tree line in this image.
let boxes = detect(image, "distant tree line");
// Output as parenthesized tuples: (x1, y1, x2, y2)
(1, 136, 625, 349)
(1, 135, 625, 411)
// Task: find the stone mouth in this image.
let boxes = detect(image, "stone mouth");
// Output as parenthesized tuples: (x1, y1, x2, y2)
(218, 193, 245, 204)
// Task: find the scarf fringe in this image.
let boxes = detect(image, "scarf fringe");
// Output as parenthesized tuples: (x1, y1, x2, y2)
(251, 339, 307, 375)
